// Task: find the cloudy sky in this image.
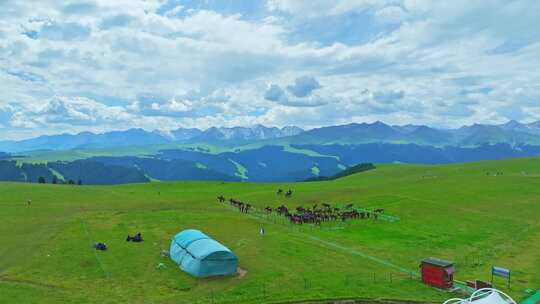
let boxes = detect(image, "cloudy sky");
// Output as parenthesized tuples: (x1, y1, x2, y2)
(1, 0, 539, 139)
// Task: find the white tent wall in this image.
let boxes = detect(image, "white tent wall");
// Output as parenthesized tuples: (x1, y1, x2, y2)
(443, 288, 516, 304)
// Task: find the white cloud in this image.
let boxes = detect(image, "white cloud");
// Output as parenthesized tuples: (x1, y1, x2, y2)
(287, 76, 322, 97)
(163, 5, 184, 18)
(130, 89, 229, 117)
(39, 21, 92, 41)
(0, 104, 15, 127)
(28, 96, 133, 126)
(374, 6, 407, 24)
(0, 0, 539, 138)
(267, 0, 395, 17)
(264, 76, 326, 107)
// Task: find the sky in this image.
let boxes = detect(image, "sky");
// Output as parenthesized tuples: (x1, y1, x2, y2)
(1, 0, 539, 140)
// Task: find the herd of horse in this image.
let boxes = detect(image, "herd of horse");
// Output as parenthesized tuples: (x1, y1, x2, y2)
(216, 190, 385, 226)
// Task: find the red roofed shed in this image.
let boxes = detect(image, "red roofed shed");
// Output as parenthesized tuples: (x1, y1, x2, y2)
(421, 257, 455, 289)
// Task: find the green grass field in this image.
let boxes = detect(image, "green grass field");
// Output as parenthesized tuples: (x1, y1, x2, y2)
(1, 158, 540, 304)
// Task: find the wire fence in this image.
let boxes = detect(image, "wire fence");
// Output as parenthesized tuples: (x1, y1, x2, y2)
(353, 207, 401, 222)
(197, 272, 422, 304)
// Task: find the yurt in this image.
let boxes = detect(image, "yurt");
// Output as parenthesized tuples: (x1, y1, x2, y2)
(169, 229, 237, 278)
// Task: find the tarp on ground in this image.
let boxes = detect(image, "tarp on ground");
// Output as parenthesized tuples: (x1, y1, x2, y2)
(521, 290, 540, 304)
(170, 229, 237, 278)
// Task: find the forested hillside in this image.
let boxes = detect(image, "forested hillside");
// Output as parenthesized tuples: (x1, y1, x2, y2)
(0, 160, 149, 185)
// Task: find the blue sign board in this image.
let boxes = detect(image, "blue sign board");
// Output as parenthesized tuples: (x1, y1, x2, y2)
(492, 266, 511, 278)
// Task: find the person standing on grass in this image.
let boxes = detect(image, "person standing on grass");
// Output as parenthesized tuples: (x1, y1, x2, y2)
(27, 199, 31, 206)
(260, 227, 265, 236)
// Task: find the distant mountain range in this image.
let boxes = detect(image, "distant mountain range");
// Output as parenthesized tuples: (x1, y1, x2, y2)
(2, 120, 540, 185)
(2, 120, 540, 153)
(286, 120, 540, 146)
(0, 125, 304, 152)
(187, 125, 303, 144)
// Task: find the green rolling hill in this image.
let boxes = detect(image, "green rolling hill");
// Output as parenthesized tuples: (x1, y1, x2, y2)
(1, 158, 539, 303)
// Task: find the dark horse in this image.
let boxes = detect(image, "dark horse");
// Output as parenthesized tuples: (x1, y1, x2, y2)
(217, 195, 226, 203)
(126, 233, 143, 242)
(276, 189, 283, 195)
(94, 243, 107, 251)
(285, 189, 293, 198)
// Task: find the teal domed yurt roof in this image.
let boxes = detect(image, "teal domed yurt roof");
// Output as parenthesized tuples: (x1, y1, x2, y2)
(169, 229, 237, 278)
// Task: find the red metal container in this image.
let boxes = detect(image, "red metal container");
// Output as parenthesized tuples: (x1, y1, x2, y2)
(420, 257, 455, 289)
